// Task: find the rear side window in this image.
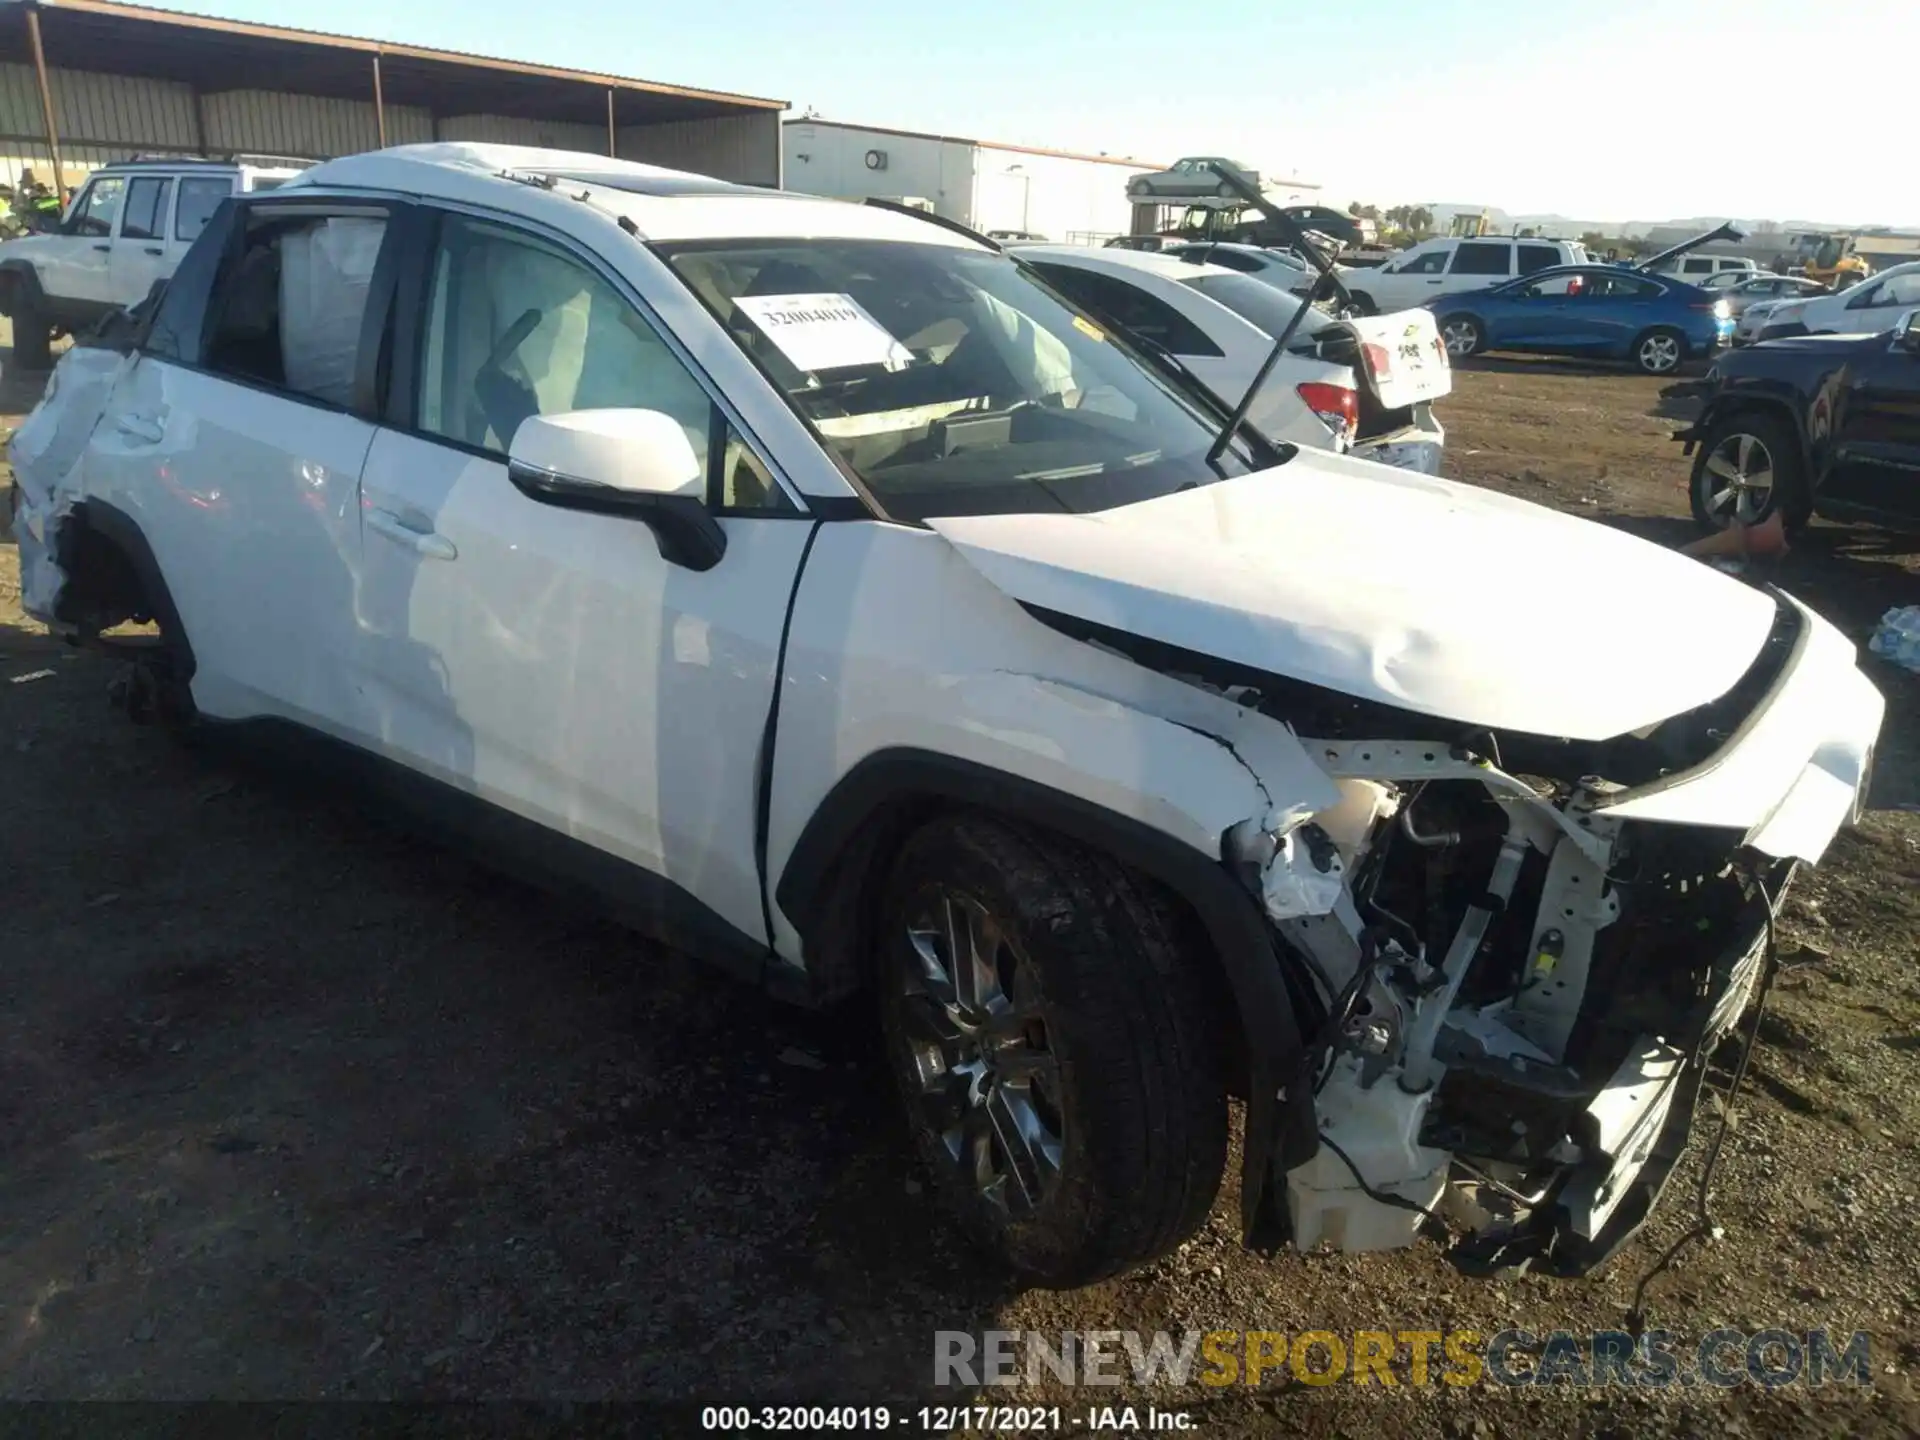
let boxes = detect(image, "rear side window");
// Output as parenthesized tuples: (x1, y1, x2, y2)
(1031, 264, 1224, 358)
(201, 210, 388, 408)
(120, 177, 172, 242)
(175, 177, 233, 243)
(1517, 244, 1560, 275)
(1450, 242, 1512, 276)
(1205, 249, 1262, 274)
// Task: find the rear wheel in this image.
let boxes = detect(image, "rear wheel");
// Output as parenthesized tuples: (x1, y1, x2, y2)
(1440, 314, 1483, 357)
(1346, 290, 1377, 317)
(878, 814, 1227, 1287)
(1634, 327, 1685, 375)
(1689, 410, 1808, 533)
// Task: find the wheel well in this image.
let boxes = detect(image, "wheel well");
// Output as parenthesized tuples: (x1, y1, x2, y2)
(1699, 398, 1805, 457)
(797, 790, 1247, 1088)
(51, 502, 197, 679)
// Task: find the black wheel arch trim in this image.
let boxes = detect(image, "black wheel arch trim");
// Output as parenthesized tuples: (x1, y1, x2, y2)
(775, 746, 1318, 1249)
(54, 498, 197, 682)
(1695, 392, 1814, 476)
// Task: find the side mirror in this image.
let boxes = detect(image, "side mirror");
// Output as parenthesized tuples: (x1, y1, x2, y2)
(506, 409, 726, 571)
(1895, 309, 1920, 354)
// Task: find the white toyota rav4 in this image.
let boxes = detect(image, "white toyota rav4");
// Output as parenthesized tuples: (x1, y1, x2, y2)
(11, 145, 1884, 1287)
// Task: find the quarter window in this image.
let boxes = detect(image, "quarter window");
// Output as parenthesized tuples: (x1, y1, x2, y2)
(416, 216, 792, 512)
(119, 177, 172, 242)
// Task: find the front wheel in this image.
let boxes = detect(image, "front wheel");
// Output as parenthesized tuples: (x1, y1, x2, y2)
(1345, 290, 1377, 317)
(878, 814, 1227, 1287)
(10, 298, 51, 370)
(1689, 410, 1808, 533)
(1634, 327, 1685, 375)
(1440, 315, 1483, 357)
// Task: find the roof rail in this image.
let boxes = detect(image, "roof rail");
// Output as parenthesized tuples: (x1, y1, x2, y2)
(862, 197, 1001, 251)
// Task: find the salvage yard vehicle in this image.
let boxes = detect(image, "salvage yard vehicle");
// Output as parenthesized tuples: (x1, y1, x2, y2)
(0, 155, 307, 370)
(1342, 235, 1589, 317)
(1750, 261, 1920, 343)
(12, 144, 1884, 1288)
(1013, 244, 1450, 471)
(1431, 265, 1733, 375)
(1675, 306, 1920, 532)
(1716, 272, 1827, 317)
(1126, 156, 1260, 202)
(1162, 240, 1318, 297)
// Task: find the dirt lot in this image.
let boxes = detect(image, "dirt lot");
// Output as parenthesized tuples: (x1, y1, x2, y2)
(2, 344, 1918, 1435)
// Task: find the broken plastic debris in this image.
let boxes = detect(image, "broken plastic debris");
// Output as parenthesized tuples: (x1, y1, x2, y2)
(1261, 822, 1346, 920)
(1868, 606, 1920, 673)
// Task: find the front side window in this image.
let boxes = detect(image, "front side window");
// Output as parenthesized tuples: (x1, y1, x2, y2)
(201, 210, 387, 408)
(1450, 242, 1512, 276)
(176, 177, 232, 242)
(658, 237, 1269, 520)
(120, 177, 172, 242)
(66, 176, 125, 238)
(1878, 272, 1920, 308)
(1396, 250, 1448, 275)
(418, 216, 790, 512)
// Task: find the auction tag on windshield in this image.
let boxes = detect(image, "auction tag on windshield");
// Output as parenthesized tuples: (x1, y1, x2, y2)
(735, 292, 913, 372)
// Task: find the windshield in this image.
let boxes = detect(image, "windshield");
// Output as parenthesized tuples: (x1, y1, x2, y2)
(656, 238, 1267, 520)
(1181, 271, 1335, 341)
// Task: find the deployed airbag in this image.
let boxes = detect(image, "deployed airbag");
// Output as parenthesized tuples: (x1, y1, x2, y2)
(278, 217, 386, 408)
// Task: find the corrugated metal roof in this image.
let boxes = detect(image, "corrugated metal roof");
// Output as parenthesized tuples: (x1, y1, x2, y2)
(0, 0, 785, 123)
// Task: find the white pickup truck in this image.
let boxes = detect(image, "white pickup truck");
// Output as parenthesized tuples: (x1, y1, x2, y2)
(0, 156, 304, 368)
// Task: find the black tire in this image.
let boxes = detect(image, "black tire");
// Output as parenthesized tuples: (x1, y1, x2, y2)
(1215, 181, 1236, 199)
(1633, 326, 1686, 375)
(11, 297, 52, 370)
(1346, 290, 1377, 317)
(1440, 314, 1483, 358)
(1689, 409, 1809, 533)
(877, 813, 1227, 1287)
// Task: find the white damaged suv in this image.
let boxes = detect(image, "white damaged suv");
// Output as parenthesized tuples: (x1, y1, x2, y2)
(11, 145, 1884, 1287)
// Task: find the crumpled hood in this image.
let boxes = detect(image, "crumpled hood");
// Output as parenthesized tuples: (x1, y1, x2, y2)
(929, 450, 1780, 741)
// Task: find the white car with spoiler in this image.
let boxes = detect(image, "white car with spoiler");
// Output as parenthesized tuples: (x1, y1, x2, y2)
(1012, 244, 1450, 473)
(11, 144, 1882, 1290)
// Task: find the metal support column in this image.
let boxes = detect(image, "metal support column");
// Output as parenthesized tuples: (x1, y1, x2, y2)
(372, 51, 387, 148)
(25, 4, 63, 192)
(606, 87, 617, 157)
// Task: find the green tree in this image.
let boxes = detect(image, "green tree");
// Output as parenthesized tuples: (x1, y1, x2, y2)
(1407, 206, 1434, 238)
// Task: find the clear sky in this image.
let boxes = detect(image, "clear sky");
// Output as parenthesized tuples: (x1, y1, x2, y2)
(151, 0, 1902, 227)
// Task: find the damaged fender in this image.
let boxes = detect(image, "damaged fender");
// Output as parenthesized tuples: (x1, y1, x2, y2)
(9, 345, 136, 623)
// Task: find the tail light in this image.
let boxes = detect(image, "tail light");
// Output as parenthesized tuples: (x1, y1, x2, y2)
(1297, 381, 1359, 446)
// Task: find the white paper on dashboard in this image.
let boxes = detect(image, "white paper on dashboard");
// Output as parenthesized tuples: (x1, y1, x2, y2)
(734, 292, 914, 372)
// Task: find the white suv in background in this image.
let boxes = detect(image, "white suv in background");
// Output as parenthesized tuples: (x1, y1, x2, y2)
(0, 155, 305, 368)
(1345, 236, 1589, 315)
(11, 144, 1881, 1289)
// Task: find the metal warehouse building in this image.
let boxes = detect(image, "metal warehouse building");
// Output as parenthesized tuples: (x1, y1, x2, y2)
(783, 118, 1158, 245)
(0, 0, 785, 194)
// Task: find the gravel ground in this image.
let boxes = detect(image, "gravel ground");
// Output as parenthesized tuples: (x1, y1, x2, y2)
(1, 343, 1917, 1436)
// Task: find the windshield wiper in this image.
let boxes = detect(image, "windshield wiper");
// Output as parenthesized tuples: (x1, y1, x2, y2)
(1200, 162, 1355, 467)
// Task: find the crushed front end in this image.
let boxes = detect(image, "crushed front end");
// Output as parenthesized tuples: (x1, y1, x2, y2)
(1225, 590, 1881, 1275)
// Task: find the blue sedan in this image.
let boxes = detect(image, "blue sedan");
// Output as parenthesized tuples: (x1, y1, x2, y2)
(1429, 266, 1734, 375)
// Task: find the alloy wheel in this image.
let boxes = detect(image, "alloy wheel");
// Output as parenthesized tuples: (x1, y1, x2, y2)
(1442, 320, 1479, 356)
(1639, 332, 1682, 373)
(1700, 432, 1776, 526)
(897, 890, 1063, 1219)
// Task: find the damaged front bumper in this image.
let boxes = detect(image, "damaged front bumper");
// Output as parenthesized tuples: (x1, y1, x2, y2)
(1236, 591, 1880, 1276)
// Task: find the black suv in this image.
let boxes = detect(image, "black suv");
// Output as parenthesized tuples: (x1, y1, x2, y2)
(1674, 309, 1920, 532)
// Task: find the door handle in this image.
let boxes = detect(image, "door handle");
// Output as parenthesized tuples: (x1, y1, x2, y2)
(143, 245, 162, 256)
(368, 507, 457, 560)
(114, 414, 164, 445)
(92, 242, 110, 252)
